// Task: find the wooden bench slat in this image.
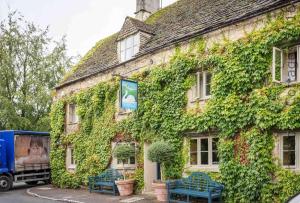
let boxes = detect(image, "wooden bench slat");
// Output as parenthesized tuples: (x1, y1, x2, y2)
(167, 172, 224, 203)
(88, 168, 123, 196)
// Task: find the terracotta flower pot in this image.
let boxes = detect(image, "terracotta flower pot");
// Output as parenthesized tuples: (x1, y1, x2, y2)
(152, 182, 167, 202)
(115, 179, 134, 196)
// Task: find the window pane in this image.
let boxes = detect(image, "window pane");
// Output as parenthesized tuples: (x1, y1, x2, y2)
(212, 138, 219, 165)
(212, 152, 219, 165)
(201, 139, 208, 151)
(205, 73, 212, 96)
(274, 48, 282, 81)
(190, 153, 197, 165)
(201, 152, 208, 165)
(190, 139, 198, 165)
(129, 156, 135, 164)
(199, 73, 203, 98)
(283, 136, 295, 150)
(212, 138, 218, 151)
(120, 40, 126, 51)
(69, 104, 76, 123)
(190, 139, 197, 152)
(70, 148, 75, 165)
(125, 47, 133, 60)
(283, 151, 295, 166)
(126, 36, 134, 48)
(288, 52, 297, 82)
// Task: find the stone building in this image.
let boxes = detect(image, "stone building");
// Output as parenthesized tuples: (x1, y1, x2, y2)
(53, 0, 300, 198)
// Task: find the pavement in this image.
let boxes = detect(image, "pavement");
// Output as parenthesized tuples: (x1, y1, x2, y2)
(0, 182, 55, 203)
(27, 185, 159, 203)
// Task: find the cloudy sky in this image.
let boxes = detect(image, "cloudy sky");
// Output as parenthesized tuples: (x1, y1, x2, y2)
(0, 0, 176, 57)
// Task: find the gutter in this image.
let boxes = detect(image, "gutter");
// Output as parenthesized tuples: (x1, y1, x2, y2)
(56, 0, 300, 90)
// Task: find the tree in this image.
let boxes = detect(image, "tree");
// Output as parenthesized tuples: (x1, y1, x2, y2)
(0, 11, 74, 131)
(147, 141, 175, 180)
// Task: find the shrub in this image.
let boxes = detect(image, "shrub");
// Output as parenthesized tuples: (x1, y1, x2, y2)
(147, 141, 175, 180)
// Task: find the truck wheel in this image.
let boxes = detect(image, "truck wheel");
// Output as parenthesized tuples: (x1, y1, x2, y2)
(43, 179, 51, 184)
(0, 176, 12, 191)
(25, 181, 38, 186)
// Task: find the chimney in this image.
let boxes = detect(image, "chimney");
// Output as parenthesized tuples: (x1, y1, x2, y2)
(135, 0, 161, 21)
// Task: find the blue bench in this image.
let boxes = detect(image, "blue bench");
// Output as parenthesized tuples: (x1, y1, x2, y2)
(88, 168, 123, 195)
(166, 172, 224, 203)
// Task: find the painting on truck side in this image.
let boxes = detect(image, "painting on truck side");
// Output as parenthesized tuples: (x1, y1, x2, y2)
(14, 135, 50, 171)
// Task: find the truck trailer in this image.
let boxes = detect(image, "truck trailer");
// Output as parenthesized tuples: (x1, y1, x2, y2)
(0, 130, 50, 191)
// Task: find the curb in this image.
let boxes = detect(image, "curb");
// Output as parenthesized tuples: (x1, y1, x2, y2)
(26, 188, 85, 203)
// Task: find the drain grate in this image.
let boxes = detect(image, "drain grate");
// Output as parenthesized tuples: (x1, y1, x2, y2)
(120, 197, 145, 203)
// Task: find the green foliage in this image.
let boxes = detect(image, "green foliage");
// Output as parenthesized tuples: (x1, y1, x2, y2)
(147, 141, 175, 164)
(113, 144, 135, 163)
(0, 11, 74, 131)
(51, 10, 300, 202)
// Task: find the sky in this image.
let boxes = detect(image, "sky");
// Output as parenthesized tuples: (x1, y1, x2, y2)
(0, 0, 176, 58)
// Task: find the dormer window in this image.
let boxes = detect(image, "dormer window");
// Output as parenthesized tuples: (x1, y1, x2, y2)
(119, 33, 140, 62)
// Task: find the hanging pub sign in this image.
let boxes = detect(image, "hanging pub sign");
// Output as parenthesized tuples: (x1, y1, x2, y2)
(120, 79, 138, 110)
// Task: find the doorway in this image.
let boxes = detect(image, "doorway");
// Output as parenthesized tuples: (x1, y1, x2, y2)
(143, 142, 158, 193)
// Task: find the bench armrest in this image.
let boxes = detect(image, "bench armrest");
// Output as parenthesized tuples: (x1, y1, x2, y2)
(166, 179, 184, 190)
(209, 181, 224, 193)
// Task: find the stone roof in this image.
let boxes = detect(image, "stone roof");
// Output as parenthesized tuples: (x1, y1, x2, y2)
(117, 17, 154, 41)
(58, 0, 300, 88)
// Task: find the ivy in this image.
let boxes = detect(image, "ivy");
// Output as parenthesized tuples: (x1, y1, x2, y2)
(51, 12, 300, 202)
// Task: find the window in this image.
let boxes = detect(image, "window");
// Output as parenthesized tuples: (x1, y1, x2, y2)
(66, 146, 76, 171)
(279, 132, 299, 169)
(272, 45, 300, 83)
(119, 34, 140, 62)
(189, 137, 219, 167)
(68, 104, 79, 124)
(192, 71, 212, 100)
(70, 148, 76, 165)
(116, 143, 136, 166)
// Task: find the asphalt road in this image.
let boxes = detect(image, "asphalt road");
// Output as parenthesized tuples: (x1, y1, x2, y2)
(0, 182, 55, 203)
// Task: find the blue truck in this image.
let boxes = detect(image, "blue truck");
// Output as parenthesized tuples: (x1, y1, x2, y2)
(0, 130, 51, 191)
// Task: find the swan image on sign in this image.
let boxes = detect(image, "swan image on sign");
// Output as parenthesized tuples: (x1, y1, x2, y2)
(121, 80, 138, 110)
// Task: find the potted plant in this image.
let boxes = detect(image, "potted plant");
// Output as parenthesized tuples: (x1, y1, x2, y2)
(147, 141, 174, 202)
(113, 144, 135, 196)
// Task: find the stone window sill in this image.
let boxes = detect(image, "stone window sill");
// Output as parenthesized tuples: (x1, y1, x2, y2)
(116, 165, 136, 170)
(68, 122, 78, 125)
(190, 97, 211, 103)
(186, 165, 219, 172)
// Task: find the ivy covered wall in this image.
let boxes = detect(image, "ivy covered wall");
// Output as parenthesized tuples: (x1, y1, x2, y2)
(51, 12, 300, 202)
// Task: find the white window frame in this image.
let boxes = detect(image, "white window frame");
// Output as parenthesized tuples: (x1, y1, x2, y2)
(272, 45, 300, 84)
(68, 104, 79, 124)
(66, 146, 76, 171)
(112, 142, 137, 169)
(192, 71, 212, 100)
(119, 33, 140, 62)
(278, 132, 299, 170)
(189, 137, 219, 169)
(272, 47, 283, 83)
